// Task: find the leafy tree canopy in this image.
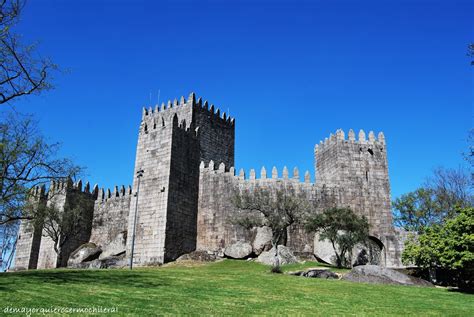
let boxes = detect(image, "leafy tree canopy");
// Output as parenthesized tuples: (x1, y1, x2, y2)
(305, 207, 369, 268)
(393, 167, 472, 233)
(402, 207, 474, 289)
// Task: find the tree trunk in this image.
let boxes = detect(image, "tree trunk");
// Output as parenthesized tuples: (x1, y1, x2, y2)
(274, 242, 280, 269)
(331, 240, 343, 268)
(55, 245, 62, 268)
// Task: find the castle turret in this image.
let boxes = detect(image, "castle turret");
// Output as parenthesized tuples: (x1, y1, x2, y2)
(13, 186, 47, 270)
(15, 179, 96, 270)
(314, 129, 392, 237)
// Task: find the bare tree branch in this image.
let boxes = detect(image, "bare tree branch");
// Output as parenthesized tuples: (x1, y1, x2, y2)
(0, 111, 82, 225)
(0, 0, 56, 105)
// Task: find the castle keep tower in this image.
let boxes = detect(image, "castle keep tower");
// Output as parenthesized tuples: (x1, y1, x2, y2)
(126, 93, 235, 265)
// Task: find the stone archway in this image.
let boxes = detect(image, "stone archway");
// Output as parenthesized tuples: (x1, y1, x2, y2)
(353, 236, 385, 266)
(367, 236, 384, 265)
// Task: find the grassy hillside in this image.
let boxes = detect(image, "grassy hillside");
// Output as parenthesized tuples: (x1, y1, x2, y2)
(1, 260, 473, 316)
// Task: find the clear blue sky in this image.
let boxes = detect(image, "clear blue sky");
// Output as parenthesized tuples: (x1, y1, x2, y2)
(10, 0, 473, 200)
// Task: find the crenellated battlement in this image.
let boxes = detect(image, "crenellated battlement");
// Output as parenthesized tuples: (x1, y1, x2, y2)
(171, 113, 200, 138)
(29, 185, 47, 200)
(199, 160, 313, 184)
(96, 185, 133, 203)
(193, 94, 235, 127)
(314, 129, 385, 154)
(45, 179, 99, 199)
(141, 92, 235, 132)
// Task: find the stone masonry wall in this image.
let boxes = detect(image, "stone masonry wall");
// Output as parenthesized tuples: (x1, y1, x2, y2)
(163, 119, 200, 261)
(192, 98, 235, 168)
(36, 182, 68, 269)
(55, 183, 96, 268)
(90, 186, 131, 248)
(127, 93, 236, 264)
(315, 129, 392, 239)
(197, 162, 340, 254)
(126, 111, 173, 265)
(36, 180, 96, 269)
(14, 187, 46, 270)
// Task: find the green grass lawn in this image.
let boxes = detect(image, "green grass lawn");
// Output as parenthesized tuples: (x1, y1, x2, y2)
(1, 260, 473, 316)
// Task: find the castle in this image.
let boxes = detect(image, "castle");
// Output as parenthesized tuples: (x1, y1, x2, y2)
(14, 92, 408, 270)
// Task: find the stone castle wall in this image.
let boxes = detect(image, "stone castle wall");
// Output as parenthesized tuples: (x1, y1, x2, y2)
(23, 181, 96, 269)
(36, 182, 69, 269)
(14, 92, 407, 270)
(14, 187, 46, 270)
(196, 162, 339, 254)
(164, 118, 201, 262)
(90, 186, 132, 248)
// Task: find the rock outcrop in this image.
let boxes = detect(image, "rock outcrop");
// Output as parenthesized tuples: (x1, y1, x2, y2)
(342, 265, 434, 287)
(176, 250, 218, 262)
(99, 231, 127, 260)
(289, 268, 339, 279)
(252, 226, 272, 255)
(224, 241, 253, 259)
(67, 243, 102, 266)
(256, 245, 298, 266)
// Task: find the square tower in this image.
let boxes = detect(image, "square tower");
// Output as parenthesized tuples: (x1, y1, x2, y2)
(127, 93, 235, 265)
(315, 129, 392, 238)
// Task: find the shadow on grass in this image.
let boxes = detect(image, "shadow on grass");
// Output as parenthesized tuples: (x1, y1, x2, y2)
(447, 287, 474, 294)
(0, 269, 170, 291)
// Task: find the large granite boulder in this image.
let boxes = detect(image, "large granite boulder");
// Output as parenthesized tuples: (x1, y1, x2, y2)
(99, 231, 127, 260)
(314, 233, 338, 265)
(69, 254, 127, 269)
(69, 259, 103, 269)
(288, 268, 339, 279)
(224, 241, 253, 259)
(68, 243, 102, 266)
(252, 226, 272, 255)
(256, 245, 298, 266)
(176, 250, 218, 262)
(342, 265, 434, 287)
(304, 269, 339, 279)
(101, 255, 128, 269)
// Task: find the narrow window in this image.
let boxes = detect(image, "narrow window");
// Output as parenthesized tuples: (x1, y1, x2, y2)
(367, 148, 374, 156)
(366, 170, 369, 181)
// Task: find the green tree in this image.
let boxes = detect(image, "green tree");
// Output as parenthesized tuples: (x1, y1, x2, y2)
(402, 207, 474, 289)
(232, 185, 310, 272)
(393, 167, 472, 233)
(305, 207, 369, 268)
(393, 188, 444, 233)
